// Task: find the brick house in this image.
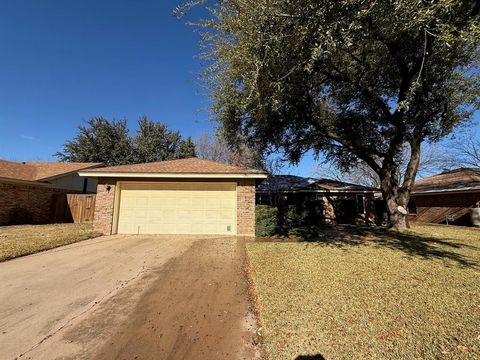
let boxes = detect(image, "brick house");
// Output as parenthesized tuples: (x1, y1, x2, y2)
(78, 158, 267, 236)
(409, 168, 480, 226)
(0, 160, 101, 225)
(256, 175, 377, 225)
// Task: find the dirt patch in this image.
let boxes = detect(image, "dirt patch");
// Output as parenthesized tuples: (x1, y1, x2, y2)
(94, 237, 261, 360)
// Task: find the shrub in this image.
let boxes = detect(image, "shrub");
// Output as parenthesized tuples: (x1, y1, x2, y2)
(255, 205, 278, 237)
(287, 226, 320, 240)
(281, 204, 309, 230)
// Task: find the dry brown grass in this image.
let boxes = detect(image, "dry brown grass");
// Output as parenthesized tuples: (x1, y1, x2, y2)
(247, 224, 480, 360)
(0, 223, 101, 262)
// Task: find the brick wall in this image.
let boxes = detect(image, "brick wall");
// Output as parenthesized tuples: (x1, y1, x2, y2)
(92, 179, 116, 235)
(0, 180, 67, 225)
(410, 191, 480, 225)
(92, 178, 257, 236)
(237, 179, 256, 236)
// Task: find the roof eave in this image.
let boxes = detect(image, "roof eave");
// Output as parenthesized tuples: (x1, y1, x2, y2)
(256, 188, 376, 194)
(412, 187, 480, 195)
(78, 171, 268, 179)
(38, 163, 104, 181)
(0, 176, 50, 186)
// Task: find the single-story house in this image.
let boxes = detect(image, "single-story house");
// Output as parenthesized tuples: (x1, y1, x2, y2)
(409, 168, 480, 226)
(256, 175, 377, 225)
(78, 158, 267, 236)
(0, 160, 101, 225)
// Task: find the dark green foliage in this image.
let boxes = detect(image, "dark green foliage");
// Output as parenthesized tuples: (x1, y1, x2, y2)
(56, 116, 196, 165)
(282, 205, 309, 230)
(133, 116, 196, 163)
(175, 136, 196, 159)
(255, 205, 278, 237)
(55, 117, 133, 166)
(189, 0, 480, 228)
(256, 202, 322, 238)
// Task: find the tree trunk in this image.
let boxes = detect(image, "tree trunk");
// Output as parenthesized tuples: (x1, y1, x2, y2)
(383, 190, 409, 229)
(380, 140, 421, 229)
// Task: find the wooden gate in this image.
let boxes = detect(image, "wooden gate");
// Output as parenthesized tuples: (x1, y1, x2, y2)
(67, 194, 96, 223)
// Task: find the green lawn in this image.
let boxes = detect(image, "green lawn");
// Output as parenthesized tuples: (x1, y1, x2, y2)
(247, 224, 480, 360)
(0, 223, 101, 262)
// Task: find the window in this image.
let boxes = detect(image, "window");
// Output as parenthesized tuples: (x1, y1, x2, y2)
(356, 194, 365, 214)
(408, 199, 417, 215)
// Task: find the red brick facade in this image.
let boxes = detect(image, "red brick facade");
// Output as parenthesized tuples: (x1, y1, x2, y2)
(410, 191, 480, 226)
(92, 179, 257, 236)
(0, 180, 67, 225)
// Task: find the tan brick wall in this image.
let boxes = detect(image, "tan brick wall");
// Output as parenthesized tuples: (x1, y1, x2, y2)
(237, 179, 256, 236)
(0, 180, 70, 225)
(93, 179, 116, 235)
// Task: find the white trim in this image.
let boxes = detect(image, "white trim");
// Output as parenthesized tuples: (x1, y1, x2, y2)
(79, 171, 267, 179)
(112, 182, 122, 235)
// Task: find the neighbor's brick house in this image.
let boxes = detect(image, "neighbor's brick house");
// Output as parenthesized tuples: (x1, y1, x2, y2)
(256, 175, 377, 225)
(0, 160, 101, 225)
(409, 168, 480, 226)
(78, 158, 266, 236)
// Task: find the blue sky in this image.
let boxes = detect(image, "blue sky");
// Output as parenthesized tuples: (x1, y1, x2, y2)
(0, 1, 477, 177)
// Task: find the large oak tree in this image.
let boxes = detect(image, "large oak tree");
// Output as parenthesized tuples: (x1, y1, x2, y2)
(185, 0, 480, 228)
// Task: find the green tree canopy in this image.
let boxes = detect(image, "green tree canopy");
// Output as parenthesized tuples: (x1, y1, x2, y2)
(55, 117, 132, 166)
(56, 116, 196, 165)
(186, 0, 480, 228)
(133, 116, 195, 163)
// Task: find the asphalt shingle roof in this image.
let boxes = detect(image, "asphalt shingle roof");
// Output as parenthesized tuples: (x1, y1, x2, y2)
(413, 168, 480, 193)
(85, 158, 265, 174)
(0, 160, 102, 182)
(257, 175, 377, 193)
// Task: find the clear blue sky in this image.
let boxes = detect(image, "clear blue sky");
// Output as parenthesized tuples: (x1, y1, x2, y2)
(0, 0, 315, 175)
(0, 1, 477, 177)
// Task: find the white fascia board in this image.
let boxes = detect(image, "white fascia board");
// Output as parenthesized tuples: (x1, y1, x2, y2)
(78, 171, 268, 179)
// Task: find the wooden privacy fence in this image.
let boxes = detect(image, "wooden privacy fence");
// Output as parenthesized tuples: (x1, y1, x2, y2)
(51, 194, 96, 224)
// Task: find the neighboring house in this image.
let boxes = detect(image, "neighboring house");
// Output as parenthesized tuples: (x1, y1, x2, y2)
(0, 160, 101, 225)
(409, 168, 480, 226)
(78, 158, 267, 236)
(256, 175, 377, 225)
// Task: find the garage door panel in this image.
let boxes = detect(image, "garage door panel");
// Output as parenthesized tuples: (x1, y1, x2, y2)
(117, 182, 236, 235)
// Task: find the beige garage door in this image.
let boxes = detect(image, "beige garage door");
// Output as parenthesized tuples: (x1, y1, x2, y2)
(116, 182, 237, 235)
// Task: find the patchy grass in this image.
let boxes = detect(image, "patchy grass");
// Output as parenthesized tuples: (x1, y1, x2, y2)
(247, 224, 480, 360)
(0, 223, 102, 262)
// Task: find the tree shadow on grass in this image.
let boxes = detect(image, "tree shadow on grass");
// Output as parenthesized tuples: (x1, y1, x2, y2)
(296, 355, 326, 360)
(302, 225, 479, 268)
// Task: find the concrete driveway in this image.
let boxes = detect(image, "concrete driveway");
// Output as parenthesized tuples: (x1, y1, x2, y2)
(0, 235, 259, 360)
